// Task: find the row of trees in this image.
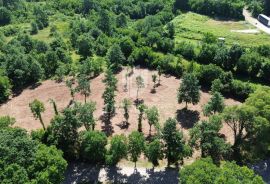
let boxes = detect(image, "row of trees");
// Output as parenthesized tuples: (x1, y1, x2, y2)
(174, 0, 244, 19)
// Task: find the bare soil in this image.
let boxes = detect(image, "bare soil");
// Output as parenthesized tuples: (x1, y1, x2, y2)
(0, 68, 240, 142)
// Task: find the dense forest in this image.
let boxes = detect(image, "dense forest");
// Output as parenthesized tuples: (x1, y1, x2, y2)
(1, 0, 270, 183)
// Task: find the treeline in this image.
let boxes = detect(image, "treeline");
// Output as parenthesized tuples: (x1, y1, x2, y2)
(247, 0, 270, 17)
(0, 30, 73, 102)
(174, 0, 245, 19)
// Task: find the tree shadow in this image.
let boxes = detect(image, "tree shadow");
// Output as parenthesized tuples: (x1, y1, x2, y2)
(116, 121, 130, 130)
(145, 167, 179, 184)
(64, 162, 179, 184)
(176, 108, 200, 129)
(63, 162, 101, 184)
(100, 114, 114, 136)
(134, 99, 144, 106)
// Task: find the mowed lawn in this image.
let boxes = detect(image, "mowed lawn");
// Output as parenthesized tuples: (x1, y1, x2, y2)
(173, 12, 270, 47)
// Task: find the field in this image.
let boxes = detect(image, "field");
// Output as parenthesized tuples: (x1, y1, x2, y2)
(173, 12, 270, 47)
(0, 68, 240, 142)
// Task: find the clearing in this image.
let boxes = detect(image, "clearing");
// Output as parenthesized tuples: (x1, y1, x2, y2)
(173, 12, 270, 47)
(0, 68, 240, 142)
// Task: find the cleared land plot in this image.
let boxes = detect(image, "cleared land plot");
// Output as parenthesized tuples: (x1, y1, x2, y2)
(0, 68, 240, 142)
(173, 12, 270, 47)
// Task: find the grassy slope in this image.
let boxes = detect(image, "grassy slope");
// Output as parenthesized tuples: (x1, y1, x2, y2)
(173, 12, 270, 47)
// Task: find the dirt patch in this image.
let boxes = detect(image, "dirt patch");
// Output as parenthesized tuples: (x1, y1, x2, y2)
(0, 68, 240, 142)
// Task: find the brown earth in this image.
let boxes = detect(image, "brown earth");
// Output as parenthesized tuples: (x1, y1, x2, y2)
(0, 68, 240, 144)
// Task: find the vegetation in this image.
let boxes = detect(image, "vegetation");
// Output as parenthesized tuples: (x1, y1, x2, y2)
(0, 0, 269, 182)
(179, 158, 264, 184)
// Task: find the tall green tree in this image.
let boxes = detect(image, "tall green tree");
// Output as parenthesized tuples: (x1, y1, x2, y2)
(106, 134, 128, 166)
(48, 107, 82, 159)
(162, 118, 191, 166)
(29, 99, 46, 130)
(189, 115, 231, 164)
(75, 102, 96, 131)
(203, 92, 225, 116)
(145, 138, 163, 168)
(137, 104, 147, 132)
(97, 10, 112, 35)
(146, 106, 159, 135)
(222, 105, 263, 162)
(128, 131, 145, 168)
(80, 131, 107, 164)
(121, 98, 132, 125)
(76, 74, 91, 103)
(106, 44, 125, 72)
(177, 73, 200, 108)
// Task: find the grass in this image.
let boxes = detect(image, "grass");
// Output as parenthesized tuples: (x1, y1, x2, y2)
(173, 12, 270, 47)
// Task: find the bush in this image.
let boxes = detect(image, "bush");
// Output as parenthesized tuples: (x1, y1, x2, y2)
(196, 64, 225, 87)
(80, 131, 107, 163)
(0, 74, 11, 103)
(174, 42, 196, 60)
(230, 80, 255, 101)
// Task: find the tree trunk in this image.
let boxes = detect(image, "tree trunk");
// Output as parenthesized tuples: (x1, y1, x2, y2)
(38, 114, 46, 130)
(84, 94, 87, 104)
(136, 89, 139, 102)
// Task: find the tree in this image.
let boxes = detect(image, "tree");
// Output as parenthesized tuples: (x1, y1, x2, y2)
(47, 107, 81, 159)
(0, 128, 67, 184)
(30, 22, 38, 35)
(136, 75, 145, 102)
(211, 79, 223, 94)
(157, 65, 163, 85)
(203, 92, 225, 116)
(76, 74, 91, 103)
(80, 131, 107, 163)
(151, 74, 157, 92)
(106, 44, 125, 72)
(177, 73, 200, 108)
(179, 158, 264, 184)
(162, 118, 191, 166)
(173, 0, 189, 11)
(76, 102, 96, 131)
(0, 7, 11, 26)
(167, 22, 175, 39)
(189, 115, 231, 164)
(121, 98, 132, 125)
(49, 99, 58, 115)
(66, 79, 76, 104)
(222, 105, 262, 162)
(29, 99, 46, 130)
(145, 138, 163, 168)
(116, 13, 127, 28)
(128, 131, 145, 168)
(77, 35, 93, 59)
(106, 135, 128, 165)
(137, 103, 147, 132)
(146, 106, 159, 135)
(97, 10, 112, 35)
(34, 6, 49, 29)
(28, 144, 67, 184)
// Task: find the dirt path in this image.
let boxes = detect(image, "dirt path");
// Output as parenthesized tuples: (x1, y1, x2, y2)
(243, 9, 270, 35)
